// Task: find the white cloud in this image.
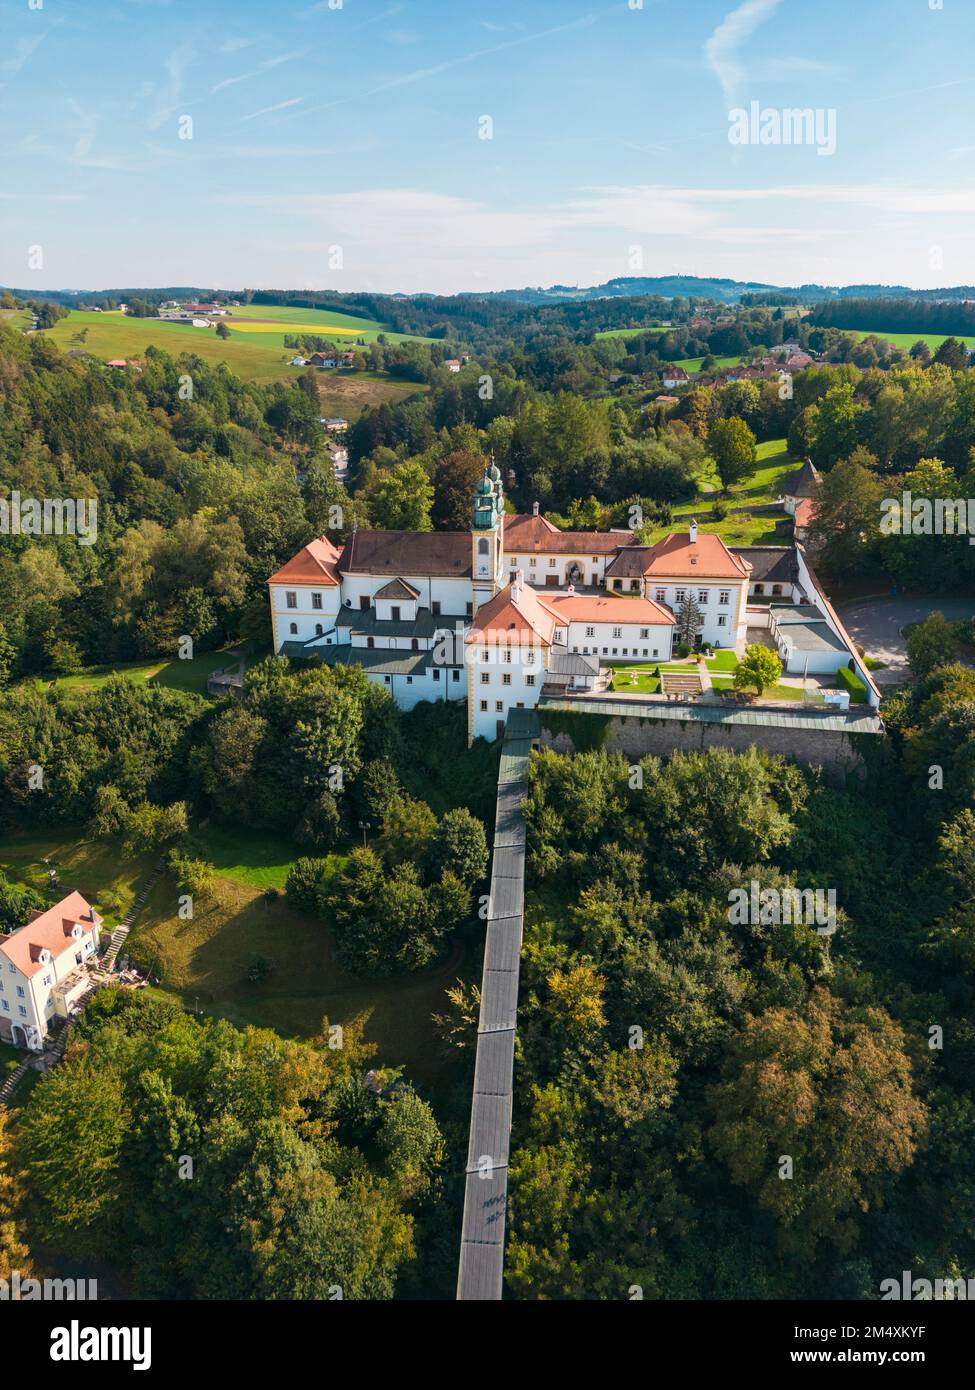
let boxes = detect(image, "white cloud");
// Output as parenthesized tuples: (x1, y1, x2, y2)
(705, 0, 784, 104)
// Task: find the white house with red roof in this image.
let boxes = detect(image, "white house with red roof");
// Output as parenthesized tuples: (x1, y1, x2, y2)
(0, 892, 102, 1050)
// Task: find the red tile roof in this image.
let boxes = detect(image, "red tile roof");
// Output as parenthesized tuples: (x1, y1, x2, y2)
(546, 593, 675, 626)
(338, 529, 472, 579)
(503, 514, 629, 555)
(466, 581, 560, 646)
(629, 531, 752, 580)
(267, 536, 342, 587)
(0, 892, 101, 980)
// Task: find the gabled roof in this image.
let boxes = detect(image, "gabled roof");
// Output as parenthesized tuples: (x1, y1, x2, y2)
(374, 577, 420, 601)
(0, 892, 101, 980)
(339, 529, 472, 579)
(606, 531, 751, 581)
(503, 513, 629, 555)
(466, 581, 560, 646)
(732, 545, 799, 585)
(267, 536, 342, 587)
(780, 460, 821, 498)
(544, 593, 675, 626)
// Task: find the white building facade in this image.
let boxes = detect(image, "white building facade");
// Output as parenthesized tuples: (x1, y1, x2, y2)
(0, 892, 102, 1051)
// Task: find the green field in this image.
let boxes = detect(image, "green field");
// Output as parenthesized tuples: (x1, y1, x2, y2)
(0, 831, 157, 929)
(24, 650, 237, 698)
(41, 304, 435, 391)
(642, 438, 794, 546)
(595, 325, 669, 341)
(815, 326, 975, 354)
(673, 354, 746, 374)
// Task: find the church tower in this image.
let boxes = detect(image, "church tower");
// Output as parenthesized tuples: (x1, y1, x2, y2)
(471, 459, 504, 614)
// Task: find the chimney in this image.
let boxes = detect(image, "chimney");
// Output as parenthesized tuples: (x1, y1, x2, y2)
(689, 519, 698, 544)
(512, 566, 525, 600)
(532, 501, 539, 517)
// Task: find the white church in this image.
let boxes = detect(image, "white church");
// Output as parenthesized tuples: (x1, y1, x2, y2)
(267, 464, 756, 741)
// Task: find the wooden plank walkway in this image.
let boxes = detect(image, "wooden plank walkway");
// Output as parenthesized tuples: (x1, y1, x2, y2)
(456, 707, 537, 1301)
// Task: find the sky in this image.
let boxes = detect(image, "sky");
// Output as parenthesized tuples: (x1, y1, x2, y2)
(3, 0, 975, 295)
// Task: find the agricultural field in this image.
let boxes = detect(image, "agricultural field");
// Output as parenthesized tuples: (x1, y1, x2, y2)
(39, 304, 435, 399)
(815, 326, 975, 354)
(594, 325, 669, 340)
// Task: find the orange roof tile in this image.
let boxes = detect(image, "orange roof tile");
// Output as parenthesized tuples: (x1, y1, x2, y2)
(0, 892, 101, 979)
(546, 593, 675, 626)
(637, 531, 751, 580)
(267, 536, 342, 587)
(466, 581, 560, 646)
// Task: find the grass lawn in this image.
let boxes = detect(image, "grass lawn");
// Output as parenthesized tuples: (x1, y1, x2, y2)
(649, 438, 794, 545)
(192, 823, 330, 891)
(24, 649, 238, 698)
(129, 869, 467, 1090)
(42, 307, 434, 390)
(594, 326, 668, 340)
(0, 1041, 23, 1079)
(0, 830, 157, 928)
(817, 327, 975, 355)
(673, 354, 744, 373)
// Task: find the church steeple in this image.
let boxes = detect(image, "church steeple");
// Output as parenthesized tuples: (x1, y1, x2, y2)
(471, 459, 504, 611)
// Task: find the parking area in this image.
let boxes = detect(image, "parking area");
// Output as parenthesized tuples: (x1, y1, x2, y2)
(836, 595, 974, 684)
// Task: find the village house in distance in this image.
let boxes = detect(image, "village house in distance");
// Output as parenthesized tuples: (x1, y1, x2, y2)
(267, 466, 879, 743)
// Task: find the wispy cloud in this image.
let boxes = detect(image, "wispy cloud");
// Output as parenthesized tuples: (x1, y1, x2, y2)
(705, 0, 783, 104)
(210, 49, 308, 95)
(241, 97, 303, 122)
(147, 42, 196, 128)
(1, 28, 51, 77)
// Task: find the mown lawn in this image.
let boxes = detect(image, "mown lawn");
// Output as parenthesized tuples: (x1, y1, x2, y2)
(0, 831, 157, 928)
(129, 869, 467, 1090)
(24, 650, 236, 698)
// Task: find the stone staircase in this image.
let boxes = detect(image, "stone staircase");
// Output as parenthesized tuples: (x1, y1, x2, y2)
(101, 863, 162, 972)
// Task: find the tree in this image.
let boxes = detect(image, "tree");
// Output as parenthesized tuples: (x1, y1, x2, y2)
(811, 382, 858, 469)
(675, 592, 704, 647)
(0, 1110, 30, 1281)
(906, 611, 958, 679)
(708, 415, 757, 489)
(427, 807, 488, 886)
(430, 450, 487, 531)
(805, 455, 885, 574)
(363, 460, 433, 531)
(733, 644, 782, 696)
(285, 856, 331, 912)
(215, 322, 231, 340)
(709, 988, 926, 1260)
(934, 336, 969, 372)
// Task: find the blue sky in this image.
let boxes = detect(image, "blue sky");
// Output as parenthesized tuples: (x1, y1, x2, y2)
(3, 0, 975, 293)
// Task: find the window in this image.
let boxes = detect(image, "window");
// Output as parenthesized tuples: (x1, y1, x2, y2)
(391, 606, 401, 622)
(384, 675, 391, 684)
(655, 589, 666, 602)
(406, 676, 413, 684)
(675, 588, 685, 602)
(525, 651, 535, 665)
(640, 628, 649, 639)
(772, 584, 783, 596)
(480, 700, 488, 712)
(717, 614, 728, 627)
(502, 673, 511, 686)
(1, 1001, 7, 1012)
(286, 591, 297, 609)
(481, 672, 490, 684)
(432, 600, 441, 616)
(360, 596, 370, 611)
(452, 669, 460, 683)
(529, 557, 537, 567)
(478, 537, 489, 555)
(719, 590, 730, 605)
(43, 974, 52, 987)
(481, 650, 490, 663)
(630, 581, 640, 593)
(548, 558, 556, 567)
(612, 648, 618, 656)
(289, 623, 297, 635)
(503, 649, 512, 663)
(602, 647, 608, 655)
(753, 583, 765, 595)
(433, 668, 441, 682)
(585, 626, 595, 638)
(612, 627, 622, 639)
(698, 590, 708, 604)
(466, 602, 473, 617)
(366, 637, 375, 649)
(495, 701, 504, 712)
(411, 638, 419, 651)
(16, 986, 24, 998)
(622, 648, 628, 656)
(6, 964, 13, 974)
(591, 556, 599, 564)
(653, 648, 659, 656)
(18, 1006, 26, 1018)
(526, 674, 536, 687)
(315, 624, 323, 636)
(613, 579, 622, 591)
(312, 592, 323, 610)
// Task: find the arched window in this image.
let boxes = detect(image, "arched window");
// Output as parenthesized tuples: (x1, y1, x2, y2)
(477, 537, 490, 554)
(315, 623, 323, 636)
(411, 638, 419, 651)
(289, 622, 297, 635)
(367, 637, 375, 649)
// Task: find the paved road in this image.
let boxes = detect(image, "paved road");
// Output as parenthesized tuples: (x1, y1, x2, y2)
(836, 595, 974, 683)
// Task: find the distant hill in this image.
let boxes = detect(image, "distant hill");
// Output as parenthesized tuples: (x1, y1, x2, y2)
(481, 276, 975, 305)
